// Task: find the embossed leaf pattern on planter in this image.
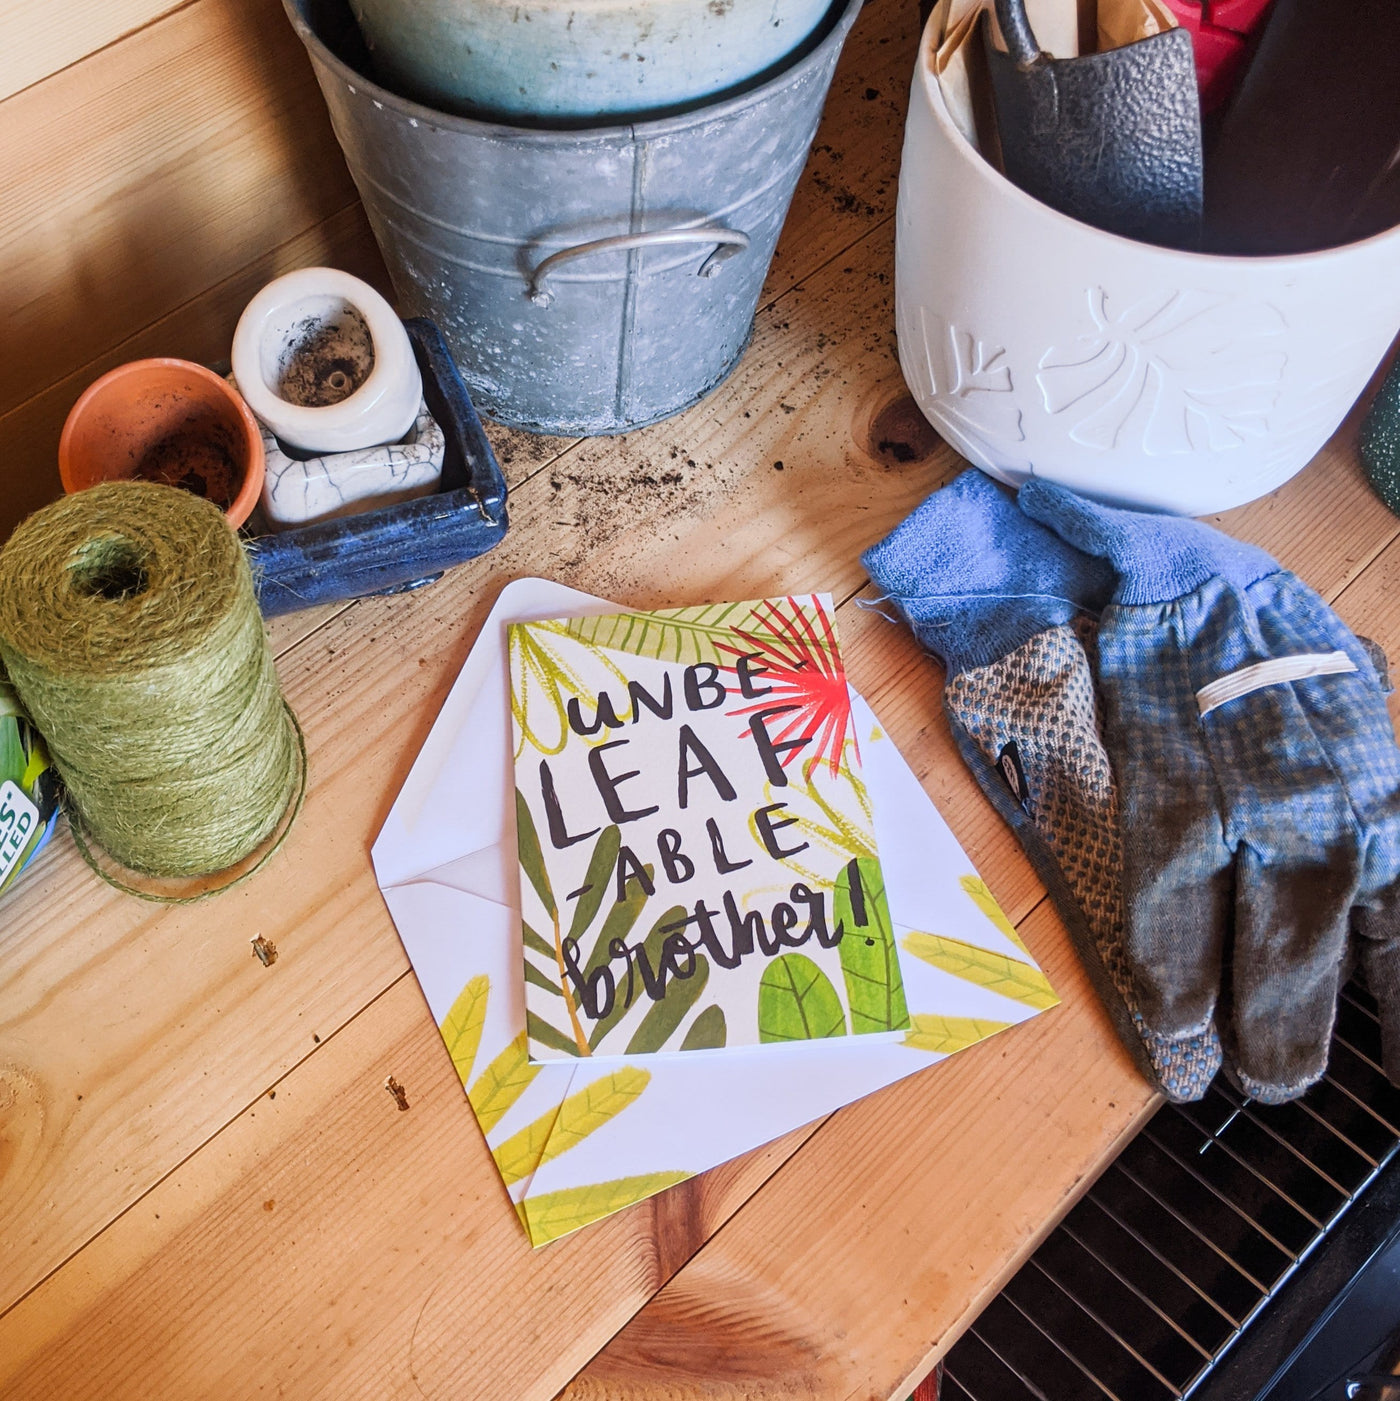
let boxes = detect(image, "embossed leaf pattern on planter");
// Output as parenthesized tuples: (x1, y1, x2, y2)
(1037, 287, 1288, 455)
(757, 953, 848, 1042)
(896, 300, 1028, 469)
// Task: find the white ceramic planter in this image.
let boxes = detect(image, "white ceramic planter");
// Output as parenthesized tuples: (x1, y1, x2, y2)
(257, 400, 445, 530)
(896, 20, 1400, 515)
(348, 0, 834, 121)
(232, 267, 422, 455)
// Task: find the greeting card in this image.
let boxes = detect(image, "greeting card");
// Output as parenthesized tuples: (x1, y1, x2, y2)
(508, 595, 909, 1060)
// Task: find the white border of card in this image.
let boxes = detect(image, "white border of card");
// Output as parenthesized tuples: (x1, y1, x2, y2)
(373, 578, 1059, 1246)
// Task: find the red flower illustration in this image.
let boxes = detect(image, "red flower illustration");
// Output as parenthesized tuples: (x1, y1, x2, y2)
(719, 596, 852, 777)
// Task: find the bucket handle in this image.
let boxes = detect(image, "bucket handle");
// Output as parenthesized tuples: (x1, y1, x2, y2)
(526, 227, 750, 307)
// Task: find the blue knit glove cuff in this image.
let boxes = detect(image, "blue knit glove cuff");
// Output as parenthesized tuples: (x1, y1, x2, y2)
(1018, 478, 1278, 605)
(862, 470, 1114, 674)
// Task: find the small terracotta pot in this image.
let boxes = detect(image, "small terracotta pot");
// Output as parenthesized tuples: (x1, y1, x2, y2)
(59, 358, 266, 528)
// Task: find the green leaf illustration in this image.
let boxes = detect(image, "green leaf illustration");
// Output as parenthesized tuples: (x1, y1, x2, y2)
(758, 953, 848, 1042)
(523, 1171, 693, 1245)
(528, 1010, 583, 1057)
(562, 602, 752, 666)
(834, 858, 908, 1033)
(467, 1031, 540, 1134)
(586, 902, 686, 1050)
(567, 826, 622, 944)
(680, 1004, 727, 1051)
(902, 931, 1059, 1010)
(438, 974, 489, 1087)
(959, 874, 1031, 955)
(524, 962, 564, 997)
(904, 1013, 1013, 1054)
(521, 920, 556, 961)
(625, 955, 710, 1054)
(515, 788, 556, 919)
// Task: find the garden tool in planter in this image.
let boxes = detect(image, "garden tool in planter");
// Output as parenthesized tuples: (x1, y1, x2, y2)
(863, 470, 1224, 1101)
(982, 0, 1204, 247)
(1020, 479, 1400, 1103)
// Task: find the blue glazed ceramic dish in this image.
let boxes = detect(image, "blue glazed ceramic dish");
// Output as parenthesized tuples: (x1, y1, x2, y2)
(246, 317, 508, 617)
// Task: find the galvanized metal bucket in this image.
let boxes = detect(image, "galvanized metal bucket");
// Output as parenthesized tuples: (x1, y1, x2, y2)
(284, 0, 863, 435)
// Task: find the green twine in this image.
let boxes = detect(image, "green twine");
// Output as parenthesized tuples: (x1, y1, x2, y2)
(0, 481, 302, 885)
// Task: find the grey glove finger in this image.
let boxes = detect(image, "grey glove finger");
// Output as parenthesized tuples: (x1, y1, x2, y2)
(1230, 840, 1360, 1103)
(1355, 895, 1400, 1085)
(944, 621, 1222, 1101)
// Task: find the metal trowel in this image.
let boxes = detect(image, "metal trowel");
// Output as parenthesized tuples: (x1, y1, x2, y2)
(981, 0, 1203, 248)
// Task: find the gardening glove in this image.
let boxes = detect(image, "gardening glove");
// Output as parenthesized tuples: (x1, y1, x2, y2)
(864, 469, 1224, 1100)
(1020, 478, 1400, 1102)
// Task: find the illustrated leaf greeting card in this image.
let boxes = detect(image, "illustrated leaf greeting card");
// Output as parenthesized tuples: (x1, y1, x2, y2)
(508, 595, 910, 1060)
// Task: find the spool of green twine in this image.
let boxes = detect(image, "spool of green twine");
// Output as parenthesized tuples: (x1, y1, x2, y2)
(0, 481, 301, 882)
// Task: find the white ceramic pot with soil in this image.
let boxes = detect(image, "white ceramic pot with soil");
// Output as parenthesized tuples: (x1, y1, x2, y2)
(348, 0, 837, 121)
(895, 15, 1400, 515)
(232, 267, 422, 455)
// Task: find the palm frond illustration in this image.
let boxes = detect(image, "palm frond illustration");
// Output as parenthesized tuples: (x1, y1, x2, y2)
(902, 930, 1059, 1010)
(959, 874, 1030, 955)
(561, 602, 753, 666)
(518, 804, 679, 1056)
(509, 621, 629, 758)
(904, 1013, 1013, 1054)
(491, 1066, 653, 1187)
(719, 595, 852, 778)
(439, 974, 490, 1086)
(524, 1171, 692, 1245)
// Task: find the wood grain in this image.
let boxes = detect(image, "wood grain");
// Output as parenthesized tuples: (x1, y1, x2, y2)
(0, 208, 948, 1323)
(0, 0, 188, 103)
(2, 0, 1394, 1392)
(0, 973, 822, 1400)
(0, 0, 357, 423)
(559, 899, 1158, 1401)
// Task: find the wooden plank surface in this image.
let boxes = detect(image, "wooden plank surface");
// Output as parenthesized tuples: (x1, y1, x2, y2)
(0, 0, 357, 425)
(0, 0, 188, 103)
(3, 0, 1397, 1395)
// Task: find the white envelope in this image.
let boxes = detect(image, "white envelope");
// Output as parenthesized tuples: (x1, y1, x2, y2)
(373, 578, 1058, 1246)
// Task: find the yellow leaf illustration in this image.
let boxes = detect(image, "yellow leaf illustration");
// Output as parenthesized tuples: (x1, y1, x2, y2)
(542, 1066, 651, 1163)
(523, 1171, 693, 1245)
(467, 1032, 541, 1134)
(959, 874, 1031, 955)
(902, 931, 1060, 1010)
(904, 1013, 1013, 1054)
(488, 1066, 652, 1189)
(438, 974, 489, 1087)
(492, 1104, 563, 1187)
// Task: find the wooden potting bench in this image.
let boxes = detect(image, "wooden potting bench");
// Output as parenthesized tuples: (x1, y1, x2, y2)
(1, 0, 1396, 1396)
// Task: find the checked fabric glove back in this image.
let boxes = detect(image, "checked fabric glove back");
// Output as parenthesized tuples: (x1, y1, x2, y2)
(863, 470, 1224, 1101)
(1021, 479, 1400, 1103)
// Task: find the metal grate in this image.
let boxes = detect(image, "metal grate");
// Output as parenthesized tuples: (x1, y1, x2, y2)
(942, 983, 1400, 1401)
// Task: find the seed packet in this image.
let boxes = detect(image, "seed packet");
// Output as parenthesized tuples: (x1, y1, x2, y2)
(0, 668, 60, 897)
